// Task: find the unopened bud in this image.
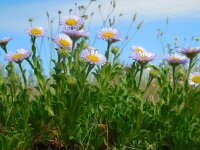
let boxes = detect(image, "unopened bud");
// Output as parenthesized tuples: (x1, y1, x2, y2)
(58, 48, 69, 57)
(177, 69, 185, 77)
(111, 46, 119, 55)
(149, 70, 158, 79)
(67, 76, 77, 89)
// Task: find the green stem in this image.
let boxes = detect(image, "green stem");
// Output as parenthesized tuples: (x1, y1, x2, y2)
(138, 64, 144, 89)
(85, 64, 94, 81)
(186, 58, 193, 85)
(18, 62, 27, 89)
(1, 45, 7, 53)
(26, 59, 35, 70)
(185, 58, 193, 107)
(172, 66, 176, 94)
(144, 78, 153, 92)
(105, 41, 111, 61)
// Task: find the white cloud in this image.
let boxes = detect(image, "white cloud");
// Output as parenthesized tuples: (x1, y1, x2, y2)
(0, 0, 199, 33)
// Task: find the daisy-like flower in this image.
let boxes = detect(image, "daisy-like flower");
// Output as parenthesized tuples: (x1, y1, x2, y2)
(0, 37, 12, 48)
(177, 47, 200, 59)
(97, 27, 121, 43)
(62, 28, 89, 40)
(27, 26, 45, 37)
(129, 51, 156, 64)
(5, 48, 31, 62)
(53, 34, 73, 49)
(60, 15, 84, 28)
(163, 54, 189, 67)
(189, 72, 200, 86)
(131, 46, 147, 53)
(80, 47, 107, 65)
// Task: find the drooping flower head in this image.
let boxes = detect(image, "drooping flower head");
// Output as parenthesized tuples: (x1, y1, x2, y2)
(131, 46, 147, 53)
(60, 15, 84, 28)
(5, 49, 31, 62)
(62, 28, 89, 40)
(129, 51, 156, 64)
(27, 26, 45, 37)
(189, 72, 200, 86)
(53, 34, 73, 49)
(80, 47, 107, 65)
(97, 27, 121, 43)
(0, 37, 12, 49)
(177, 47, 200, 59)
(163, 54, 189, 67)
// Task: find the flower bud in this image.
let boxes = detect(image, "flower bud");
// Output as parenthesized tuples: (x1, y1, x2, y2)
(149, 70, 158, 79)
(177, 68, 185, 77)
(67, 76, 77, 89)
(58, 48, 68, 57)
(111, 46, 119, 55)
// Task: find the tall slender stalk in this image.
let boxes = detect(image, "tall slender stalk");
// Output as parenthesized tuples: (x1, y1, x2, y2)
(138, 64, 144, 89)
(105, 41, 111, 61)
(185, 58, 193, 107)
(18, 62, 27, 89)
(172, 66, 176, 94)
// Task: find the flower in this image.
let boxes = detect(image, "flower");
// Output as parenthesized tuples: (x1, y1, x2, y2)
(0, 37, 12, 48)
(131, 46, 146, 53)
(27, 26, 45, 37)
(62, 28, 89, 40)
(129, 51, 156, 64)
(163, 54, 189, 67)
(189, 72, 200, 86)
(80, 47, 107, 65)
(177, 47, 200, 59)
(5, 49, 31, 62)
(97, 27, 121, 42)
(60, 15, 84, 28)
(53, 34, 73, 49)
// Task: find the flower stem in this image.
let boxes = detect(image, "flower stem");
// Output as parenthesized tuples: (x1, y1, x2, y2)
(1, 45, 7, 53)
(185, 58, 193, 107)
(85, 64, 94, 80)
(186, 58, 193, 85)
(105, 41, 111, 61)
(138, 64, 144, 89)
(18, 62, 27, 89)
(172, 66, 176, 94)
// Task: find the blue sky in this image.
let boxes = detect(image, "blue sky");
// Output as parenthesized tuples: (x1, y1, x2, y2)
(0, 0, 200, 74)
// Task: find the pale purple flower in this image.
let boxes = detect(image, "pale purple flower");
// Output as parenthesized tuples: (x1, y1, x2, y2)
(163, 54, 189, 66)
(60, 15, 84, 28)
(189, 72, 200, 86)
(27, 26, 45, 37)
(63, 28, 89, 40)
(97, 27, 121, 43)
(5, 48, 31, 62)
(129, 51, 156, 64)
(80, 47, 107, 65)
(177, 47, 200, 59)
(0, 37, 12, 47)
(53, 34, 73, 49)
(131, 46, 147, 53)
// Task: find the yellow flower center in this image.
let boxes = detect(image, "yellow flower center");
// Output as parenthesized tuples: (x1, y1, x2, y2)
(102, 31, 114, 38)
(141, 55, 146, 61)
(12, 53, 24, 60)
(59, 39, 70, 47)
(86, 54, 99, 62)
(30, 28, 42, 35)
(171, 57, 180, 62)
(65, 19, 78, 26)
(189, 48, 193, 52)
(192, 75, 200, 83)
(135, 47, 144, 53)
